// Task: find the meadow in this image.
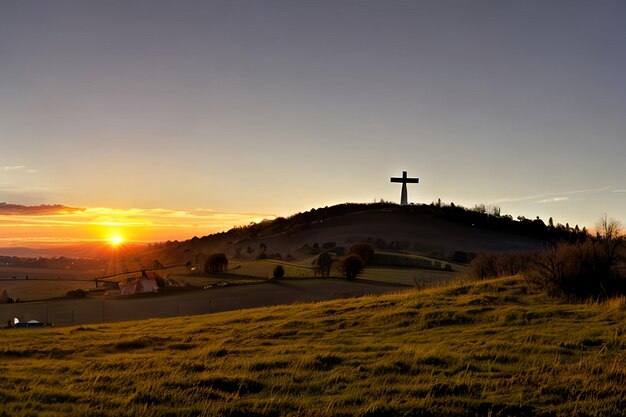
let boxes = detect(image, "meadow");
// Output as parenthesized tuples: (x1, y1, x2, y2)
(1, 276, 625, 416)
(0, 267, 101, 301)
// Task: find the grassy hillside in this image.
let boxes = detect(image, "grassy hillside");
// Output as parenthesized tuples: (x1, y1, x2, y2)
(145, 203, 555, 268)
(1, 277, 625, 417)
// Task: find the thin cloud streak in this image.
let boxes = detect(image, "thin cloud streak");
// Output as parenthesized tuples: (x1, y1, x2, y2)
(3, 165, 25, 171)
(494, 186, 611, 204)
(536, 197, 568, 204)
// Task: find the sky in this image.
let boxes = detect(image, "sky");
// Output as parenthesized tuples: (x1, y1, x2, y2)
(1, 1, 625, 245)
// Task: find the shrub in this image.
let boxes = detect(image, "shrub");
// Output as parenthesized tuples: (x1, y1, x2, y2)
(467, 252, 532, 280)
(342, 255, 363, 280)
(205, 253, 228, 273)
(66, 289, 87, 298)
(273, 265, 285, 279)
(348, 243, 375, 265)
(524, 241, 625, 299)
(524, 217, 624, 299)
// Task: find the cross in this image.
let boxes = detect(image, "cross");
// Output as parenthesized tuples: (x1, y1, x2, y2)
(390, 171, 419, 206)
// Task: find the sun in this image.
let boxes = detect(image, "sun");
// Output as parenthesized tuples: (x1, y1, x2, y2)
(109, 235, 124, 247)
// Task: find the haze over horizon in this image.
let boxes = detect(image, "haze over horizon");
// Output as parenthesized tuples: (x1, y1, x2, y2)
(1, 1, 625, 246)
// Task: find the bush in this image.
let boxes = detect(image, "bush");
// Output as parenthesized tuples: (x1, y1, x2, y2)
(66, 289, 87, 298)
(348, 243, 375, 265)
(523, 217, 625, 299)
(467, 252, 532, 280)
(205, 253, 228, 273)
(272, 265, 285, 279)
(524, 241, 625, 299)
(342, 255, 363, 280)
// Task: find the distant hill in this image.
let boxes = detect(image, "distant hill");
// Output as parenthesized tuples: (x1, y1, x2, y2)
(145, 202, 585, 266)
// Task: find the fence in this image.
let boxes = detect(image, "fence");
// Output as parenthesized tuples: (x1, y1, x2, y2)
(1, 298, 217, 328)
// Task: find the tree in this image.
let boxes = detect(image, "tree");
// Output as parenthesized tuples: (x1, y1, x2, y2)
(205, 253, 228, 273)
(348, 243, 375, 265)
(595, 215, 624, 279)
(314, 251, 333, 277)
(342, 255, 363, 280)
(273, 265, 285, 279)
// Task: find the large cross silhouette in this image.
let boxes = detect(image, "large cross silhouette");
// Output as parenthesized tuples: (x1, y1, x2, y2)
(390, 171, 419, 205)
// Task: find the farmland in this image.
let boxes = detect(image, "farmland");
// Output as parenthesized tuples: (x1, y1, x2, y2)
(0, 266, 100, 301)
(1, 276, 625, 416)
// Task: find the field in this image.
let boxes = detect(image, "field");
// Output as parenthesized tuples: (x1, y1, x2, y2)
(1, 276, 625, 416)
(0, 266, 102, 301)
(0, 266, 100, 281)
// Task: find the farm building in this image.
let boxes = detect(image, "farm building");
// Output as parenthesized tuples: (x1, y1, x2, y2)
(119, 271, 159, 296)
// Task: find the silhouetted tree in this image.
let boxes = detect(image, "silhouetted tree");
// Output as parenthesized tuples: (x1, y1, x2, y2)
(348, 243, 375, 265)
(273, 265, 285, 279)
(342, 255, 363, 280)
(314, 251, 333, 277)
(596, 215, 624, 278)
(205, 253, 228, 273)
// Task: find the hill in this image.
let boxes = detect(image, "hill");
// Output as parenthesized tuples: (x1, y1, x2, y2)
(1, 276, 624, 416)
(145, 202, 575, 268)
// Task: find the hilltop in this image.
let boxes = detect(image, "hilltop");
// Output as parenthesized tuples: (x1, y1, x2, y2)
(143, 202, 579, 267)
(2, 276, 624, 416)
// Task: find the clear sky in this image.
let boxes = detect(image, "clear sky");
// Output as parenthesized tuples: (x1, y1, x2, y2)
(1, 1, 625, 244)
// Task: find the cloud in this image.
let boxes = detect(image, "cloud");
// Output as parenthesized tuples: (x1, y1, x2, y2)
(494, 186, 610, 204)
(0, 204, 276, 244)
(536, 197, 568, 204)
(612, 189, 626, 193)
(3, 165, 25, 171)
(0, 203, 85, 216)
(27, 169, 38, 174)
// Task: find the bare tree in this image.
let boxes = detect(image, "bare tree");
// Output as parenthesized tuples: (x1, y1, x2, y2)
(596, 214, 624, 275)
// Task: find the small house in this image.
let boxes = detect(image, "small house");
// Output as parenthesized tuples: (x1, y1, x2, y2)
(119, 270, 159, 296)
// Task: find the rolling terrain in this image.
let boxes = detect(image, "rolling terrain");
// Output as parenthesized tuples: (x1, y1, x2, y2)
(143, 203, 552, 268)
(1, 276, 625, 416)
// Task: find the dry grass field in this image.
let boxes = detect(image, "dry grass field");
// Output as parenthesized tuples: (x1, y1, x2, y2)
(0, 266, 102, 301)
(0, 266, 101, 281)
(1, 276, 625, 417)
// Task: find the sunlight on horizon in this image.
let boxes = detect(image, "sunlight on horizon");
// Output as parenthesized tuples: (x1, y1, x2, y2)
(108, 235, 124, 247)
(0, 206, 276, 247)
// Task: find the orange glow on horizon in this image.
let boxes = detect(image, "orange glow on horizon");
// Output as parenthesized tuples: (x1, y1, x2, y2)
(0, 206, 276, 248)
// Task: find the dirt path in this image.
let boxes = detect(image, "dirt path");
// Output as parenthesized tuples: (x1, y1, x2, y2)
(0, 279, 408, 327)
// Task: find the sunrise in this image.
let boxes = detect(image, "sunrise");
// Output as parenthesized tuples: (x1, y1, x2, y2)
(1, 1, 625, 416)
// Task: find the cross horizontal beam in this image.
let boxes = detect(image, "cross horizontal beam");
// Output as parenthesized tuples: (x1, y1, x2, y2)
(390, 178, 419, 183)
